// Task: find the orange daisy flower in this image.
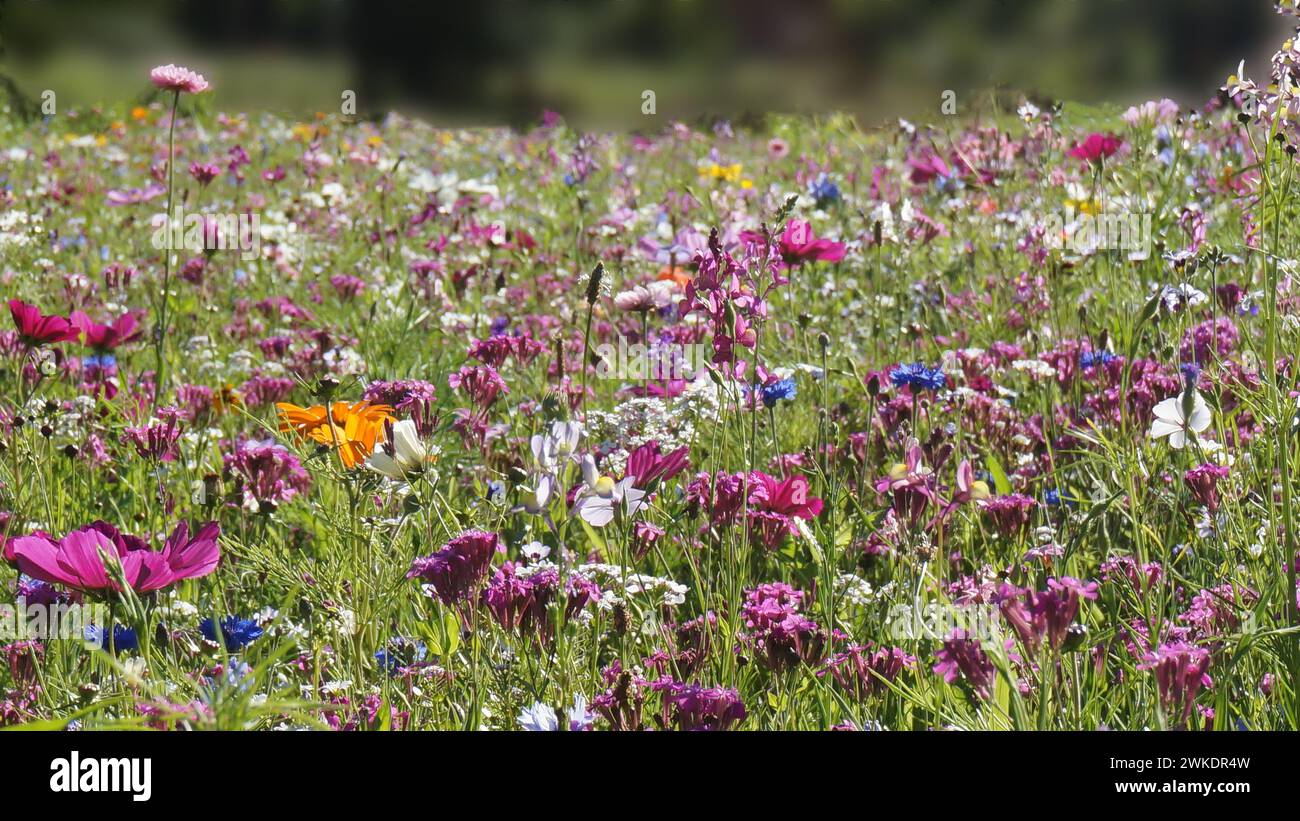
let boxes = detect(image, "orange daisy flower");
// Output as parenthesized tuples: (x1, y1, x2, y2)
(275, 401, 395, 468)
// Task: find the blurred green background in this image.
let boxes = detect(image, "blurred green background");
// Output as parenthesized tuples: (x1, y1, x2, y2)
(0, 0, 1289, 126)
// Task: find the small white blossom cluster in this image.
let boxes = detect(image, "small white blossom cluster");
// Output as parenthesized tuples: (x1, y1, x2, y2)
(574, 562, 688, 608)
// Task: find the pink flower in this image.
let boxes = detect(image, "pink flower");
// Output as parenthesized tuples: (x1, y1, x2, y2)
(1139, 642, 1212, 725)
(624, 441, 691, 487)
(932, 629, 994, 700)
(1068, 132, 1122, 163)
(1184, 463, 1230, 513)
(8, 300, 79, 347)
(775, 219, 846, 266)
(150, 64, 210, 94)
(8, 521, 220, 595)
(70, 310, 142, 352)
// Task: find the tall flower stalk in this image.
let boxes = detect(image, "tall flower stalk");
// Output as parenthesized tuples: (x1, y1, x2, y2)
(147, 64, 209, 410)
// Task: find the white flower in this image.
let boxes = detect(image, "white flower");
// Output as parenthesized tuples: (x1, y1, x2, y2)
(517, 695, 594, 731)
(1155, 283, 1208, 313)
(517, 702, 560, 731)
(531, 421, 583, 473)
(521, 540, 551, 561)
(571, 454, 646, 527)
(516, 474, 554, 516)
(366, 419, 438, 480)
(1150, 388, 1211, 449)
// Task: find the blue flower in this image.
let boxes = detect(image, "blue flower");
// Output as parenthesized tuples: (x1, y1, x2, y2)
(889, 363, 946, 392)
(759, 378, 798, 408)
(200, 616, 263, 651)
(375, 638, 428, 676)
(1044, 487, 1077, 508)
(85, 624, 138, 654)
(1078, 350, 1116, 369)
(82, 353, 117, 370)
(809, 174, 840, 206)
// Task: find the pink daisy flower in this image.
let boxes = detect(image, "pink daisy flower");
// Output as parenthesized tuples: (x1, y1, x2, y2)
(150, 64, 210, 94)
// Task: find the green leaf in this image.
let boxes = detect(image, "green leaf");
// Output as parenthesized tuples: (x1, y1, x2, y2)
(579, 518, 608, 558)
(985, 454, 1012, 496)
(442, 610, 461, 656)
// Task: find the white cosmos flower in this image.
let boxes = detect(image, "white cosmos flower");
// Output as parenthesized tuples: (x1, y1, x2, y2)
(571, 454, 646, 527)
(1150, 388, 1211, 449)
(366, 419, 437, 479)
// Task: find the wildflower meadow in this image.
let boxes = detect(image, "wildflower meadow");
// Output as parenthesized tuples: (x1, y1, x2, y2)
(7, 14, 1300, 740)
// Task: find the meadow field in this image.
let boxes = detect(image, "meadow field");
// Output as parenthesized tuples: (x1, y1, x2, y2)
(3, 30, 1300, 731)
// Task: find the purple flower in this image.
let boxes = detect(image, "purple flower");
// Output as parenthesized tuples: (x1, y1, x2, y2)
(1139, 642, 1212, 725)
(481, 561, 558, 637)
(979, 493, 1037, 536)
(122, 407, 184, 462)
(407, 530, 501, 605)
(651, 679, 747, 731)
(741, 583, 825, 671)
(222, 437, 312, 511)
(448, 365, 508, 409)
(996, 577, 1098, 653)
(932, 629, 995, 700)
(822, 643, 916, 697)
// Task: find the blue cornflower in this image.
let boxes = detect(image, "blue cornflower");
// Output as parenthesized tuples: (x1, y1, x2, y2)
(200, 616, 264, 651)
(375, 638, 428, 676)
(1179, 362, 1202, 387)
(889, 363, 946, 392)
(1078, 350, 1116, 369)
(809, 174, 840, 206)
(85, 624, 138, 654)
(759, 378, 798, 408)
(82, 353, 117, 370)
(1044, 487, 1078, 508)
(489, 316, 510, 337)
(375, 648, 400, 675)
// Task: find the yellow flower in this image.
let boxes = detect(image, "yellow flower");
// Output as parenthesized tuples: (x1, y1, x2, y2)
(1065, 197, 1101, 216)
(276, 401, 395, 468)
(700, 163, 743, 183)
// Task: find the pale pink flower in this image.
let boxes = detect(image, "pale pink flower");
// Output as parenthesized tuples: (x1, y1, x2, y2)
(150, 64, 210, 94)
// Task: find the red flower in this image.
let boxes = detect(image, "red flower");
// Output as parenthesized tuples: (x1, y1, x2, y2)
(1068, 132, 1122, 163)
(7, 300, 79, 347)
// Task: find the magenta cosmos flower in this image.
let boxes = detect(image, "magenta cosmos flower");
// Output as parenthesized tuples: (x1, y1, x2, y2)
(149, 64, 210, 94)
(70, 310, 143, 352)
(8, 300, 79, 347)
(1068, 132, 1122, 163)
(6, 521, 220, 595)
(776, 219, 846, 266)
